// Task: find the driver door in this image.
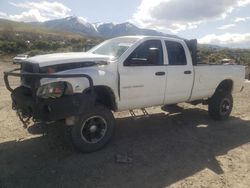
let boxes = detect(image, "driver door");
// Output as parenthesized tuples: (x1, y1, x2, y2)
(118, 40, 167, 110)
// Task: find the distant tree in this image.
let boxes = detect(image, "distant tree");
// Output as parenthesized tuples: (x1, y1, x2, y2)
(0, 24, 15, 40)
(33, 40, 51, 51)
(0, 40, 28, 54)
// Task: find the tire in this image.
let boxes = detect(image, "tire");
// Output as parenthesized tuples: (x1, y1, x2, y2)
(71, 104, 115, 153)
(208, 92, 233, 120)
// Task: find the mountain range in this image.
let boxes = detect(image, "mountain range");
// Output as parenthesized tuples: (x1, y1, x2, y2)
(31, 16, 178, 39)
(1, 16, 249, 49)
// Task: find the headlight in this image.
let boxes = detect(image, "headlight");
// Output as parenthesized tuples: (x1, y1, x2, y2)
(37, 82, 73, 99)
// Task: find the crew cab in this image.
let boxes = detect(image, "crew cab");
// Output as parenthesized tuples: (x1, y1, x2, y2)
(4, 36, 245, 153)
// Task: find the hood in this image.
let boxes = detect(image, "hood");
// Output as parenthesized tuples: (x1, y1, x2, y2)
(27, 52, 113, 67)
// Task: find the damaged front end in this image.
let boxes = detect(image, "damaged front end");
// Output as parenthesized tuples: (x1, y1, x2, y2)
(4, 68, 95, 127)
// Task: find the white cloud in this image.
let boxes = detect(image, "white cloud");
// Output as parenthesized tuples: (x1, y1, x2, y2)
(8, 9, 45, 22)
(217, 24, 236, 30)
(238, 0, 250, 6)
(198, 33, 250, 47)
(235, 16, 250, 22)
(2, 1, 71, 22)
(0, 11, 7, 18)
(132, 0, 250, 33)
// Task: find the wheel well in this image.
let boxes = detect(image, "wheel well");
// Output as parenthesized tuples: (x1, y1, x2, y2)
(93, 86, 117, 111)
(215, 79, 233, 94)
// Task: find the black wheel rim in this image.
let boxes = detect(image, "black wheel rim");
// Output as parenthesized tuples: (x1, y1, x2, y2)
(80, 116, 107, 144)
(220, 98, 231, 115)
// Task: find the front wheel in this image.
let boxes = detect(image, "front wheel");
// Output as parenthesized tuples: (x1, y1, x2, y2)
(71, 104, 115, 153)
(208, 92, 233, 120)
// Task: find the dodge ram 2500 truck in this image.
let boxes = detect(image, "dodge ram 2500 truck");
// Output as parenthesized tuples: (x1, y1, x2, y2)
(4, 36, 245, 153)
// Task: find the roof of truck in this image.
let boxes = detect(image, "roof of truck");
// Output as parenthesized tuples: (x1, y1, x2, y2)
(113, 35, 186, 42)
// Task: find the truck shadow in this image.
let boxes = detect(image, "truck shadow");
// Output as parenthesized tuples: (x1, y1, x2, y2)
(0, 107, 250, 188)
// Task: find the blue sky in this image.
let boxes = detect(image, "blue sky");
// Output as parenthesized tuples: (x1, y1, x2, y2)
(0, 0, 250, 48)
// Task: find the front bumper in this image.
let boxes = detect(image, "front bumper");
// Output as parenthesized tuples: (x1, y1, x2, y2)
(4, 68, 95, 122)
(11, 86, 94, 122)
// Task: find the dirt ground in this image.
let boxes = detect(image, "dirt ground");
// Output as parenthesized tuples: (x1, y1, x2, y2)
(0, 60, 250, 188)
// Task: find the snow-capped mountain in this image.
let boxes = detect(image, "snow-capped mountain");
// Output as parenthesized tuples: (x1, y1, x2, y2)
(41, 16, 99, 36)
(32, 16, 177, 38)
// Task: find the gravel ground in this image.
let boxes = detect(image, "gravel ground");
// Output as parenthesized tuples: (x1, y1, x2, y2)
(0, 60, 250, 188)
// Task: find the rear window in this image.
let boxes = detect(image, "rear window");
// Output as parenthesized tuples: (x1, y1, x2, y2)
(165, 41, 187, 65)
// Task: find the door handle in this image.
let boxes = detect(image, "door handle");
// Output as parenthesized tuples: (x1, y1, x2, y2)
(184, 70, 192, 74)
(155, 72, 166, 76)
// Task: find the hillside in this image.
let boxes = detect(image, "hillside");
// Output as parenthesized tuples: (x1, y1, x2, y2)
(0, 18, 250, 66)
(198, 44, 250, 65)
(0, 19, 87, 39)
(0, 19, 101, 56)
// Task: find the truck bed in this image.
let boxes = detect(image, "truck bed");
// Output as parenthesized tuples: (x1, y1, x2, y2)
(190, 65, 245, 101)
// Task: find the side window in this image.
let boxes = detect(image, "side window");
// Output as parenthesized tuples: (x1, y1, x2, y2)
(165, 41, 187, 65)
(124, 40, 163, 66)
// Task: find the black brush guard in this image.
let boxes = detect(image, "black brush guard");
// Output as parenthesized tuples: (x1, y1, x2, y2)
(4, 68, 95, 123)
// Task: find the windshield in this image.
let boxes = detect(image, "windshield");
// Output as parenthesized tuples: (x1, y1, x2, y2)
(89, 37, 140, 59)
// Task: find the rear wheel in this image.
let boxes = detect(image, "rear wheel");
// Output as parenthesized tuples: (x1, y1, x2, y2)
(208, 92, 233, 120)
(71, 104, 115, 153)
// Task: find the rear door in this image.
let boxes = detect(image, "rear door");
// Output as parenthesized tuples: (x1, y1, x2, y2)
(118, 40, 167, 110)
(164, 40, 194, 104)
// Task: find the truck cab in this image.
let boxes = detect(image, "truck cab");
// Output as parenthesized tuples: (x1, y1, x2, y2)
(116, 36, 194, 110)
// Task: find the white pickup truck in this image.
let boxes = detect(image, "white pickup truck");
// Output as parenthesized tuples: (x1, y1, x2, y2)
(4, 36, 245, 153)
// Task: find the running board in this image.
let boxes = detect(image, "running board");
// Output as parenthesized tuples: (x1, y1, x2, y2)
(129, 108, 149, 119)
